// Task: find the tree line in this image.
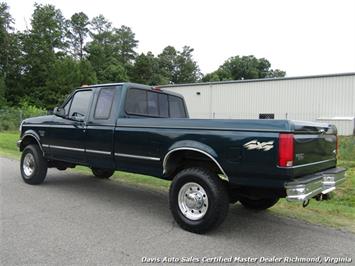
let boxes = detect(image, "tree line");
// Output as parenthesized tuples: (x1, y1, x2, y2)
(0, 3, 286, 109)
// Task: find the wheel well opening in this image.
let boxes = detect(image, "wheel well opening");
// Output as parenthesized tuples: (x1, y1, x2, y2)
(20, 136, 40, 151)
(164, 150, 226, 180)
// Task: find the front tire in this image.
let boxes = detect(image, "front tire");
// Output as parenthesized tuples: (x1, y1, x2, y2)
(169, 167, 229, 234)
(91, 168, 114, 179)
(20, 144, 48, 185)
(239, 197, 279, 210)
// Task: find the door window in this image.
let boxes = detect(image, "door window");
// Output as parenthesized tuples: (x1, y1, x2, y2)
(94, 87, 116, 119)
(68, 90, 92, 119)
(62, 98, 72, 116)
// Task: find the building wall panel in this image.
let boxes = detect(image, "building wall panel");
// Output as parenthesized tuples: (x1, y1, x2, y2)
(163, 74, 355, 135)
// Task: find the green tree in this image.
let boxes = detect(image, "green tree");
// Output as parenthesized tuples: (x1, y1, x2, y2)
(91, 14, 111, 37)
(266, 69, 286, 78)
(203, 55, 286, 81)
(67, 12, 90, 59)
(130, 52, 164, 85)
(78, 59, 97, 85)
(3, 32, 25, 105)
(114, 25, 138, 65)
(0, 2, 13, 75)
(0, 2, 25, 105)
(158, 46, 178, 83)
(158, 45, 201, 84)
(101, 61, 128, 83)
(0, 2, 290, 110)
(86, 15, 132, 83)
(0, 74, 6, 106)
(0, 2, 12, 106)
(21, 3, 67, 108)
(175, 46, 201, 83)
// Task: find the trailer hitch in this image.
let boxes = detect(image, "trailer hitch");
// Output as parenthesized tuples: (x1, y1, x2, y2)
(315, 194, 323, 201)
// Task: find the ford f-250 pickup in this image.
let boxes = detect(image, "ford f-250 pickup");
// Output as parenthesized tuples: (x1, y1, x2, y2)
(17, 83, 346, 233)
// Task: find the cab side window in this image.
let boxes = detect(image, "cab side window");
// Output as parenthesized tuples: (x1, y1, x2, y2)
(169, 95, 186, 118)
(158, 94, 168, 117)
(125, 88, 186, 118)
(125, 89, 147, 115)
(94, 87, 116, 119)
(147, 91, 159, 116)
(68, 90, 92, 119)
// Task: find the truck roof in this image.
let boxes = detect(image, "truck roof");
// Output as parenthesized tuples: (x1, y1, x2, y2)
(75, 82, 184, 98)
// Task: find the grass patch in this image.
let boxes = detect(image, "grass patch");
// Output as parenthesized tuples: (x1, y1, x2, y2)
(0, 131, 354, 232)
(0, 131, 21, 159)
(271, 160, 355, 232)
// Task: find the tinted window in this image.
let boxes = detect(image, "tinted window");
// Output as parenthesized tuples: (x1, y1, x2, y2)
(94, 87, 116, 119)
(169, 96, 186, 118)
(69, 90, 92, 118)
(62, 98, 72, 116)
(158, 94, 168, 117)
(126, 89, 185, 118)
(147, 92, 159, 116)
(126, 89, 147, 115)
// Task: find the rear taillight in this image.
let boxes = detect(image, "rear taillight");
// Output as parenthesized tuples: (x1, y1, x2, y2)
(278, 133, 294, 167)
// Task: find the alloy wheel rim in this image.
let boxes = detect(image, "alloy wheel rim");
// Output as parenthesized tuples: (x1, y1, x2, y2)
(178, 182, 209, 220)
(23, 153, 35, 177)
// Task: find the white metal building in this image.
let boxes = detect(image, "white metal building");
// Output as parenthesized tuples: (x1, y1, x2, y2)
(161, 73, 355, 135)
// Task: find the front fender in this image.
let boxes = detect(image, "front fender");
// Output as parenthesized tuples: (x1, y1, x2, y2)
(18, 129, 43, 153)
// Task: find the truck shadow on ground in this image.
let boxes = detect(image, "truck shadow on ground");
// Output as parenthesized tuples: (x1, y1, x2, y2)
(40, 170, 351, 249)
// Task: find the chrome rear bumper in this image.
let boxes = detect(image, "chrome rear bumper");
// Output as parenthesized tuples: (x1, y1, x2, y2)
(285, 167, 346, 202)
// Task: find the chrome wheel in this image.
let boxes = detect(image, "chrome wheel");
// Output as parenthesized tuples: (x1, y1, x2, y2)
(23, 153, 35, 177)
(178, 182, 209, 220)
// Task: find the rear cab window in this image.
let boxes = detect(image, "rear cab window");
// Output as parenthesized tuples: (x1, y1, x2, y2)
(125, 88, 186, 118)
(168, 95, 186, 118)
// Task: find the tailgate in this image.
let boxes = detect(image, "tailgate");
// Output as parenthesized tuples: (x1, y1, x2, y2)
(292, 121, 337, 177)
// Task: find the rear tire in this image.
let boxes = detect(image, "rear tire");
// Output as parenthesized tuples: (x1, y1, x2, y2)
(20, 144, 48, 185)
(239, 197, 279, 210)
(169, 167, 229, 234)
(91, 168, 114, 179)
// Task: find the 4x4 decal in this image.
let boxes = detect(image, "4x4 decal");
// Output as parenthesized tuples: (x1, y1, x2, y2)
(243, 140, 274, 151)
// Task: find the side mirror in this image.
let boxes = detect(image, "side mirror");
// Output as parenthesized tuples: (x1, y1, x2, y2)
(70, 112, 85, 122)
(53, 107, 65, 118)
(71, 115, 85, 122)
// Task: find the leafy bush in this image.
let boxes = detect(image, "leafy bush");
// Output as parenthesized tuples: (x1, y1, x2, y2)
(338, 136, 355, 161)
(0, 102, 46, 131)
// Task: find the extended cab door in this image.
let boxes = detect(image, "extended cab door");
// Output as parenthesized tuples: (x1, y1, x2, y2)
(85, 86, 120, 169)
(49, 89, 93, 164)
(115, 87, 187, 176)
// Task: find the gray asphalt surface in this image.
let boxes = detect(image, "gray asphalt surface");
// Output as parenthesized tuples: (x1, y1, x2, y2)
(1, 157, 354, 266)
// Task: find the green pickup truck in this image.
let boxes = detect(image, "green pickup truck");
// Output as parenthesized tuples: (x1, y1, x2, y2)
(17, 83, 346, 233)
